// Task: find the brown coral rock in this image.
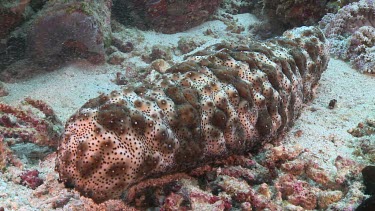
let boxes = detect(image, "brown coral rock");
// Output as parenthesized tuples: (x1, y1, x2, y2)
(26, 0, 111, 66)
(112, 0, 222, 34)
(0, 0, 30, 39)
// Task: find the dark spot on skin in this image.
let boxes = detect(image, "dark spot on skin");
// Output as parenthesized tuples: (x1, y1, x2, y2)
(182, 88, 200, 108)
(176, 104, 198, 128)
(76, 152, 102, 178)
(99, 139, 113, 150)
(155, 129, 169, 143)
(106, 163, 128, 177)
(134, 100, 143, 108)
(59, 151, 72, 166)
(216, 97, 228, 111)
(234, 79, 253, 102)
(174, 138, 204, 167)
(77, 142, 89, 157)
(210, 67, 238, 83)
(131, 112, 147, 134)
(157, 99, 168, 109)
(137, 155, 159, 177)
(134, 86, 148, 96)
(97, 103, 130, 135)
(211, 109, 227, 130)
(210, 128, 221, 139)
(255, 108, 273, 137)
(165, 85, 187, 105)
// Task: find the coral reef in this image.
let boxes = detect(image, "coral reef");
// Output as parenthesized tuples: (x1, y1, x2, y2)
(112, 0, 222, 34)
(56, 26, 329, 203)
(319, 0, 375, 73)
(0, 135, 23, 170)
(357, 165, 375, 210)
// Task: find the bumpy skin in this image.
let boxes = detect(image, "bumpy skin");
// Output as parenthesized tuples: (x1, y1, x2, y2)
(56, 26, 329, 203)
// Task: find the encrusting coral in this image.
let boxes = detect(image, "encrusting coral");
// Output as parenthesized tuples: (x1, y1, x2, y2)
(56, 26, 329, 203)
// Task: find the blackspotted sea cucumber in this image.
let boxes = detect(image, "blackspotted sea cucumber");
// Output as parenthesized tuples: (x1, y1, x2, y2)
(56, 26, 329, 203)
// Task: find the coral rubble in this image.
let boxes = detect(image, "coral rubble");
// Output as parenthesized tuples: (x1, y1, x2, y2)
(56, 26, 329, 203)
(127, 144, 363, 210)
(320, 0, 375, 73)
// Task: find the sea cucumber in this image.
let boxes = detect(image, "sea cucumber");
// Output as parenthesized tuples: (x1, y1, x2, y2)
(56, 26, 329, 203)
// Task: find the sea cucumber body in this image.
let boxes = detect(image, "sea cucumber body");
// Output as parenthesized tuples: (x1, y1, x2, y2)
(56, 26, 329, 203)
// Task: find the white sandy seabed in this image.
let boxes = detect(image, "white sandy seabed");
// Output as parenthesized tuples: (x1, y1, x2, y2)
(0, 13, 374, 210)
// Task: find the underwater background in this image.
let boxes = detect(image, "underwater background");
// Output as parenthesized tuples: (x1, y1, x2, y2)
(0, 0, 374, 210)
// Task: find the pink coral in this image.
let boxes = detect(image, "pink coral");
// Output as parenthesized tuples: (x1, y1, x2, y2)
(320, 0, 375, 73)
(161, 192, 185, 210)
(20, 169, 44, 189)
(348, 26, 375, 73)
(277, 174, 318, 209)
(322, 0, 375, 37)
(0, 98, 63, 148)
